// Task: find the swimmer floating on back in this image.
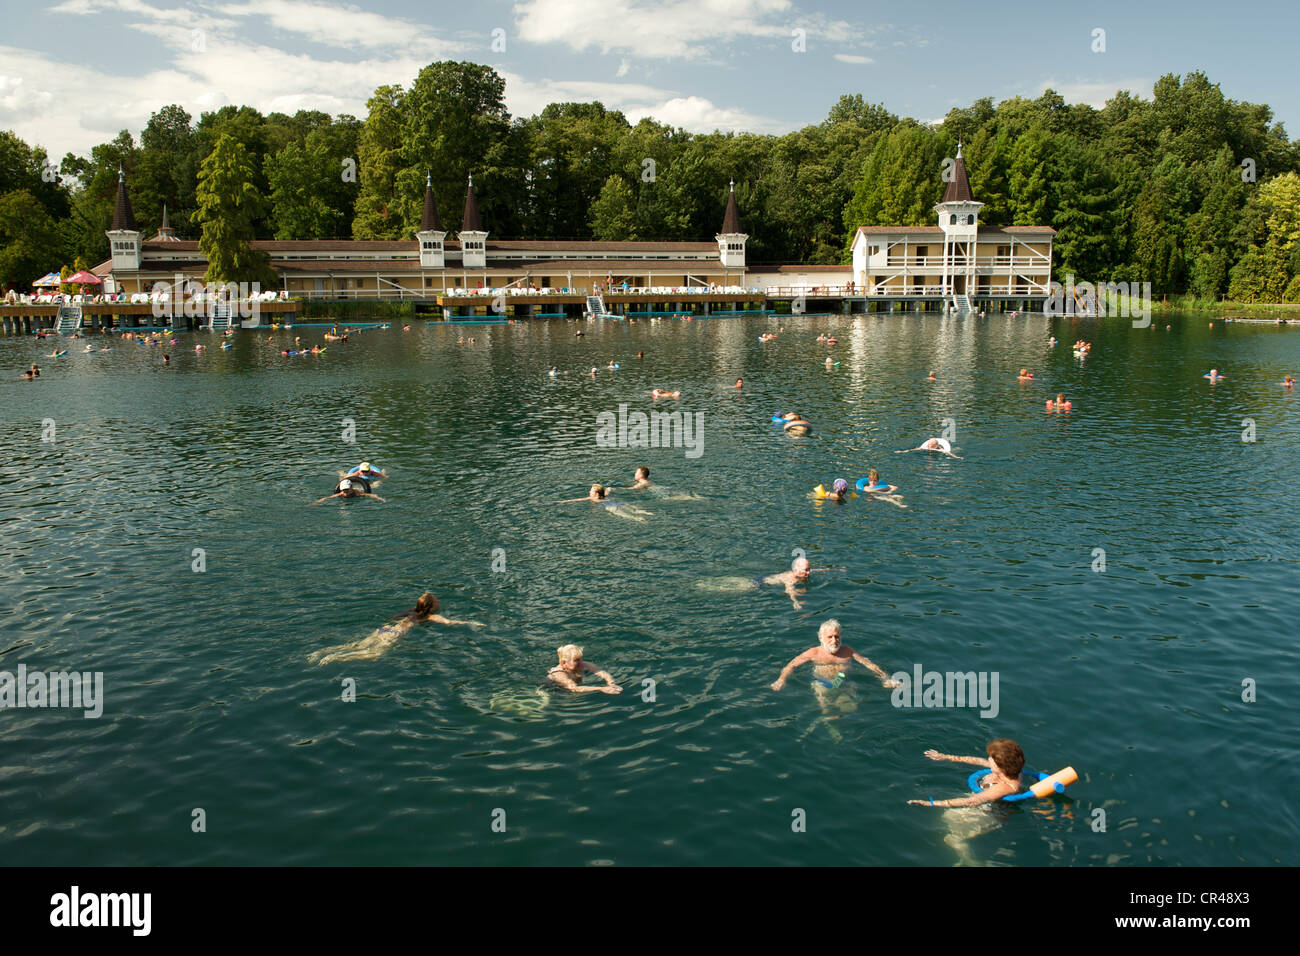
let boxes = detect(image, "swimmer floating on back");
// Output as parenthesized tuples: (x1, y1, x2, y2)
(898, 437, 962, 459)
(907, 739, 1026, 807)
(308, 592, 483, 665)
(547, 644, 622, 694)
(770, 618, 900, 693)
(557, 484, 654, 522)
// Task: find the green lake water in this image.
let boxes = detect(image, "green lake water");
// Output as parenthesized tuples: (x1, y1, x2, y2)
(1, 312, 1297, 865)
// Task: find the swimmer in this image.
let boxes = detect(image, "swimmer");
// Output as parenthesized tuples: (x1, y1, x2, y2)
(651, 388, 681, 399)
(28, 363, 40, 378)
(1283, 375, 1296, 389)
(907, 739, 1026, 807)
(626, 466, 701, 501)
(308, 592, 482, 665)
(927, 370, 936, 381)
(770, 619, 899, 693)
(1205, 368, 1225, 382)
(824, 356, 834, 368)
(861, 469, 894, 493)
(1048, 336, 1057, 345)
(628, 466, 653, 490)
(823, 478, 851, 502)
(758, 556, 831, 610)
(1016, 368, 1034, 381)
(782, 414, 812, 436)
(548, 367, 558, 377)
(734, 378, 743, 389)
(1046, 393, 1072, 410)
(314, 478, 385, 503)
(344, 461, 387, 482)
(403, 325, 411, 332)
(20, 369, 35, 380)
(163, 355, 169, 364)
(637, 350, 644, 359)
(547, 644, 622, 694)
(556, 483, 654, 521)
(899, 437, 962, 459)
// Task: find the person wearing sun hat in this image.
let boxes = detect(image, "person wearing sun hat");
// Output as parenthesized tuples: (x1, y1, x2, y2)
(315, 477, 386, 504)
(343, 461, 388, 482)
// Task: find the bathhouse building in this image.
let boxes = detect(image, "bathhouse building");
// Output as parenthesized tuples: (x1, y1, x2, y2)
(849, 145, 1055, 306)
(94, 174, 752, 299)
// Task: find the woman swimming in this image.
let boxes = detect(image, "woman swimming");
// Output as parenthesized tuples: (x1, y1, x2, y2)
(308, 592, 483, 665)
(557, 484, 654, 522)
(899, 437, 961, 459)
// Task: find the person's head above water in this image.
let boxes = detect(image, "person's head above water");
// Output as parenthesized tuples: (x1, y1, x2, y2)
(987, 738, 1025, 779)
(634, 466, 649, 481)
(792, 556, 811, 579)
(557, 644, 583, 670)
(1056, 393, 1066, 404)
(589, 483, 608, 499)
(818, 618, 842, 650)
(832, 478, 848, 494)
(412, 592, 440, 617)
(868, 469, 879, 483)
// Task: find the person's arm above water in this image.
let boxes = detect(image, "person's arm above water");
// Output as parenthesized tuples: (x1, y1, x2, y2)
(922, 750, 987, 766)
(582, 661, 622, 693)
(909, 780, 1014, 807)
(850, 648, 899, 687)
(358, 492, 386, 502)
(431, 613, 485, 627)
(771, 649, 815, 691)
(313, 493, 343, 504)
(781, 574, 804, 610)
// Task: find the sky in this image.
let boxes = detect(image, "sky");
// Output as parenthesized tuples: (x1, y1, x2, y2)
(1, 0, 1295, 160)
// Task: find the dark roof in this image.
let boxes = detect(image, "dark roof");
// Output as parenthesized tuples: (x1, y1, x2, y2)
(110, 168, 137, 231)
(942, 147, 974, 203)
(462, 177, 482, 232)
(488, 239, 716, 252)
(720, 182, 742, 234)
(420, 176, 442, 232)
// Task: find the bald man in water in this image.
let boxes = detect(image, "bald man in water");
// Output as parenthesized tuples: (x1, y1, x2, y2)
(759, 556, 832, 611)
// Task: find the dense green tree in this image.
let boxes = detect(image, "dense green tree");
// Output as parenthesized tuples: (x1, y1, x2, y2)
(590, 175, 638, 240)
(0, 190, 68, 288)
(353, 85, 407, 240)
(194, 133, 275, 286)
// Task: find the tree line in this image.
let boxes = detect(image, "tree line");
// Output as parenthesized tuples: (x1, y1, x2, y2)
(2, 63, 1298, 301)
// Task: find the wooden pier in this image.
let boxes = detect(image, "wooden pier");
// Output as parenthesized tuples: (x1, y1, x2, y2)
(0, 301, 299, 334)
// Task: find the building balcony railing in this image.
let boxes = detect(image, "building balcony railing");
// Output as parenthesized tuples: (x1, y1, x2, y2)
(879, 256, 1049, 269)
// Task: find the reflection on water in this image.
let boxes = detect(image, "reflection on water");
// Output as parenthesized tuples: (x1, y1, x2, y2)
(1, 313, 1298, 865)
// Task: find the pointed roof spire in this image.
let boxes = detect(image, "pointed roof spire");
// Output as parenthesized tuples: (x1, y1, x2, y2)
(720, 179, 742, 234)
(420, 171, 442, 231)
(152, 202, 179, 241)
(461, 174, 482, 232)
(942, 145, 973, 203)
(111, 164, 137, 231)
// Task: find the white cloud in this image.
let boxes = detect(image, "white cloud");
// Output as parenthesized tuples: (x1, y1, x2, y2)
(51, 0, 459, 55)
(500, 72, 787, 134)
(513, 0, 857, 59)
(833, 53, 872, 64)
(1036, 77, 1154, 108)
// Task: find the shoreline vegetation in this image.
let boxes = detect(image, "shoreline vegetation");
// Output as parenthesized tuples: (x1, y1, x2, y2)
(2, 65, 1298, 304)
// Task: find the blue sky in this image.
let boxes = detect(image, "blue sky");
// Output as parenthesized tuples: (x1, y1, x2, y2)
(1, 0, 1295, 160)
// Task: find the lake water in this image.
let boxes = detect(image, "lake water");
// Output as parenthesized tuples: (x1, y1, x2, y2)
(2, 312, 1297, 866)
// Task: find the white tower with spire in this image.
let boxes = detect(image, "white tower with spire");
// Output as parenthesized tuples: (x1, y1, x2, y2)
(716, 180, 747, 269)
(106, 166, 142, 271)
(416, 172, 447, 268)
(458, 175, 487, 270)
(935, 143, 983, 300)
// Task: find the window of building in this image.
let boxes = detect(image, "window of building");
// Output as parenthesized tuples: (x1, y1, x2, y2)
(915, 246, 928, 259)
